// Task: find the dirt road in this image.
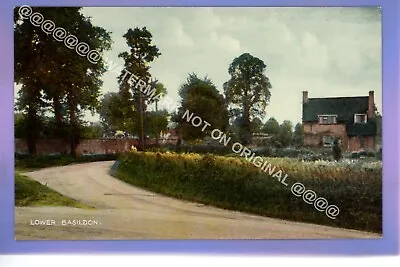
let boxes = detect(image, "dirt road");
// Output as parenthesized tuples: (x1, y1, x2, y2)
(15, 161, 381, 240)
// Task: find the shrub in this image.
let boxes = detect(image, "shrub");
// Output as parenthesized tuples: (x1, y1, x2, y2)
(113, 151, 382, 233)
(376, 148, 382, 160)
(332, 138, 342, 161)
(15, 153, 118, 170)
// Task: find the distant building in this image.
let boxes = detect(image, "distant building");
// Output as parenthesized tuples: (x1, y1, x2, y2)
(302, 90, 377, 152)
(114, 130, 126, 138)
(160, 128, 179, 145)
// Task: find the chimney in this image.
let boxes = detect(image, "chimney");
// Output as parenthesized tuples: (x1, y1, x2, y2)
(303, 91, 308, 104)
(368, 91, 375, 118)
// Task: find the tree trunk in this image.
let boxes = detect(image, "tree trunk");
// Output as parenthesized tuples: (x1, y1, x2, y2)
(155, 100, 159, 146)
(240, 101, 252, 145)
(54, 96, 63, 126)
(138, 90, 145, 151)
(26, 105, 37, 157)
(53, 95, 64, 138)
(68, 95, 79, 158)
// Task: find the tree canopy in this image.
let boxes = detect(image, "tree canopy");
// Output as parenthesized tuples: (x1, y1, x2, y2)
(223, 53, 272, 145)
(173, 73, 229, 142)
(116, 27, 161, 149)
(14, 7, 112, 157)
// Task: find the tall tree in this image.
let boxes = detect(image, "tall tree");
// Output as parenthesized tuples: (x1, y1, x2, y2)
(151, 82, 168, 144)
(14, 7, 112, 157)
(98, 92, 132, 135)
(58, 10, 111, 157)
(293, 123, 304, 147)
(223, 53, 272, 145)
(173, 73, 229, 142)
(117, 27, 161, 150)
(14, 7, 53, 155)
(152, 82, 168, 112)
(262, 117, 280, 135)
(81, 122, 104, 139)
(251, 117, 263, 133)
(144, 110, 169, 139)
(278, 120, 294, 147)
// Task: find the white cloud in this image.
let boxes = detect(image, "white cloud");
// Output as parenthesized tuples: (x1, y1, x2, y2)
(162, 17, 194, 47)
(217, 35, 241, 53)
(76, 7, 382, 124)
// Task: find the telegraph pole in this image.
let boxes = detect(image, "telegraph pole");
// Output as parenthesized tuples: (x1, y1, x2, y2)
(138, 84, 145, 151)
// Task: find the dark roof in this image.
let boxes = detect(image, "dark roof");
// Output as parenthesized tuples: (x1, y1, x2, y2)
(302, 96, 369, 122)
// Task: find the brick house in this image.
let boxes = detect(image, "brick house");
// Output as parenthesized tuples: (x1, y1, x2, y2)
(302, 91, 377, 152)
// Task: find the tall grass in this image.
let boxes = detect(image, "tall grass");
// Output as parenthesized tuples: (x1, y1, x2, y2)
(114, 151, 382, 233)
(15, 173, 93, 208)
(15, 153, 118, 172)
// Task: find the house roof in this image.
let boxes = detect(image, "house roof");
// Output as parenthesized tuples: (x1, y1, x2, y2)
(302, 96, 369, 122)
(302, 95, 376, 136)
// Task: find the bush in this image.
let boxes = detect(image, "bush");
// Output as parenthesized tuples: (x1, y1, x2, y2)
(350, 150, 377, 159)
(113, 151, 382, 233)
(15, 153, 118, 171)
(253, 146, 274, 157)
(376, 148, 382, 160)
(169, 145, 232, 155)
(332, 138, 342, 161)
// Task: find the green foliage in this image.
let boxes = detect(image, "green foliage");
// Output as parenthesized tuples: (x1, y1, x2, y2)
(80, 123, 103, 139)
(332, 138, 343, 161)
(293, 123, 304, 146)
(375, 104, 382, 145)
(376, 148, 382, 160)
(14, 7, 112, 157)
(251, 117, 263, 133)
(116, 27, 161, 147)
(114, 152, 382, 233)
(14, 112, 33, 139)
(15, 154, 118, 172)
(14, 112, 81, 140)
(262, 117, 280, 135)
(278, 120, 293, 147)
(98, 92, 137, 135)
(152, 82, 168, 107)
(144, 110, 169, 138)
(224, 53, 272, 145)
(99, 87, 169, 139)
(173, 73, 229, 141)
(15, 172, 92, 208)
(260, 119, 295, 148)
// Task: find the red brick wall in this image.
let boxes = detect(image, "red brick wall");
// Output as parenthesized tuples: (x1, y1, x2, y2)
(348, 136, 376, 152)
(15, 138, 174, 156)
(303, 123, 349, 149)
(303, 123, 376, 152)
(15, 138, 70, 155)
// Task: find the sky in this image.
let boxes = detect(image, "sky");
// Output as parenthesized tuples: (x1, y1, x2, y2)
(15, 7, 382, 125)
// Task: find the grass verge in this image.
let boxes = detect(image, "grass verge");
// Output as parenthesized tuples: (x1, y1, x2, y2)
(15, 153, 118, 172)
(113, 151, 382, 234)
(15, 172, 93, 209)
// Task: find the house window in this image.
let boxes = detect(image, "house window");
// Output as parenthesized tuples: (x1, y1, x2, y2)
(318, 115, 337, 125)
(322, 136, 335, 147)
(354, 114, 367, 123)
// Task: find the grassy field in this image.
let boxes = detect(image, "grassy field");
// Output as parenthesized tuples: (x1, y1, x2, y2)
(15, 172, 93, 208)
(113, 151, 382, 233)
